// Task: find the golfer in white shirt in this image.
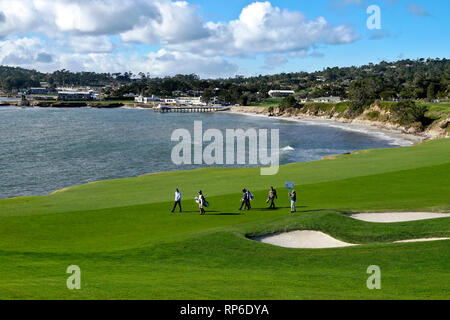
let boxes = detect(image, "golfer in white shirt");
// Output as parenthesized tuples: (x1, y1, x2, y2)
(171, 188, 182, 213)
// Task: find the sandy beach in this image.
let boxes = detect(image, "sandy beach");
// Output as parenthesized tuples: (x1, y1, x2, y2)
(227, 107, 428, 147)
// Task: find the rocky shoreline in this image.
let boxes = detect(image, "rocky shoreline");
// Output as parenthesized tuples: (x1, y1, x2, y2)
(229, 106, 450, 144)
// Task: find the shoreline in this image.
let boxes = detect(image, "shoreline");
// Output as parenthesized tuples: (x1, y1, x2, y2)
(1, 102, 445, 145)
(227, 107, 429, 146)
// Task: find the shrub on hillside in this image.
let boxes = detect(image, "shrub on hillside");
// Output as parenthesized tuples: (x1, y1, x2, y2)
(278, 96, 299, 112)
(390, 100, 428, 126)
(367, 111, 380, 121)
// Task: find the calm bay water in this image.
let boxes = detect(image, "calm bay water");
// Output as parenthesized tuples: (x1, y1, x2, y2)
(0, 106, 406, 199)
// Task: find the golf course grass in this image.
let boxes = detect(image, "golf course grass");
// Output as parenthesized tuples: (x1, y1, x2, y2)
(0, 139, 449, 299)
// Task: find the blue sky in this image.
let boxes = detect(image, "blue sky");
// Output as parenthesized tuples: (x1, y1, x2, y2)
(0, 0, 448, 77)
(202, 0, 449, 74)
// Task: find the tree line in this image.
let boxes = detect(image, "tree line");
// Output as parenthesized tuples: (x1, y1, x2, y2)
(1, 58, 449, 106)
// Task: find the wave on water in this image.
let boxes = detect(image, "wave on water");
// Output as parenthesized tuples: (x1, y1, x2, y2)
(121, 106, 152, 110)
(281, 146, 295, 152)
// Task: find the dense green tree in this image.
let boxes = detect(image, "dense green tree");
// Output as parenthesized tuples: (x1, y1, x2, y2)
(379, 91, 397, 100)
(239, 95, 249, 106)
(201, 88, 214, 103)
(279, 95, 299, 112)
(391, 100, 428, 126)
(427, 82, 438, 100)
(348, 78, 378, 115)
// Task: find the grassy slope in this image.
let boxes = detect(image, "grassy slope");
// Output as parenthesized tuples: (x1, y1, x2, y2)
(249, 97, 283, 107)
(0, 139, 449, 299)
(423, 103, 450, 124)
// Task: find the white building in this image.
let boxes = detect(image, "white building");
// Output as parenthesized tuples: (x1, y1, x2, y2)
(135, 95, 207, 106)
(268, 90, 295, 97)
(177, 97, 206, 106)
(312, 96, 342, 103)
(164, 98, 178, 104)
(135, 95, 161, 104)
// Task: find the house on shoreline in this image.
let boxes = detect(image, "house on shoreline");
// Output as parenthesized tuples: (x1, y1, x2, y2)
(300, 96, 342, 103)
(135, 95, 207, 106)
(135, 95, 161, 104)
(58, 90, 98, 101)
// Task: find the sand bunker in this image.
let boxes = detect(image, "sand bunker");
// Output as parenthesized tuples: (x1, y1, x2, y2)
(252, 230, 449, 249)
(253, 231, 357, 249)
(395, 238, 450, 243)
(349, 212, 450, 223)
(251, 212, 450, 249)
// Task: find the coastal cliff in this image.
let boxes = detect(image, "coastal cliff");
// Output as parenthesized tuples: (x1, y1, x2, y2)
(230, 103, 450, 140)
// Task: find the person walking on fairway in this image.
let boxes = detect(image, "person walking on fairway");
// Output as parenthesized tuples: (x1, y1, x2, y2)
(289, 190, 297, 213)
(246, 189, 254, 210)
(171, 188, 182, 213)
(197, 190, 206, 215)
(239, 189, 250, 211)
(267, 187, 278, 209)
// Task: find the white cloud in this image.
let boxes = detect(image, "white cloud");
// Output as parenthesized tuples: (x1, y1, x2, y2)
(230, 2, 328, 53)
(120, 1, 210, 45)
(262, 54, 288, 70)
(326, 24, 358, 44)
(0, 37, 55, 68)
(0, 1, 359, 77)
(142, 49, 238, 78)
(406, 3, 430, 17)
(0, 0, 160, 37)
(56, 49, 238, 78)
(168, 2, 359, 57)
(0, 36, 237, 78)
(69, 36, 115, 53)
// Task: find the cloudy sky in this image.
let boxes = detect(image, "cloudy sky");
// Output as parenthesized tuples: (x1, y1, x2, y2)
(0, 0, 448, 78)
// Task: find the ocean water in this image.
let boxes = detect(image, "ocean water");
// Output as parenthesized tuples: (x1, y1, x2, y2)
(0, 106, 408, 199)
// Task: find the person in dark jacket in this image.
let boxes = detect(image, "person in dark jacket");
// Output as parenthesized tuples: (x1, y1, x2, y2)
(267, 186, 278, 209)
(197, 190, 206, 215)
(239, 189, 250, 211)
(246, 189, 253, 209)
(289, 190, 297, 213)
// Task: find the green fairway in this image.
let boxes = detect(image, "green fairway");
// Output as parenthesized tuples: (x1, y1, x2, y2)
(0, 139, 449, 299)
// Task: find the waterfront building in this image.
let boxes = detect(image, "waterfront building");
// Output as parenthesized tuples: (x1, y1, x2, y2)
(135, 95, 161, 104)
(28, 87, 49, 95)
(57, 90, 97, 101)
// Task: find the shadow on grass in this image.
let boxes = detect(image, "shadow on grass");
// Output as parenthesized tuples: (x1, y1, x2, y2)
(297, 209, 354, 215)
(173, 210, 221, 214)
(206, 212, 243, 216)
